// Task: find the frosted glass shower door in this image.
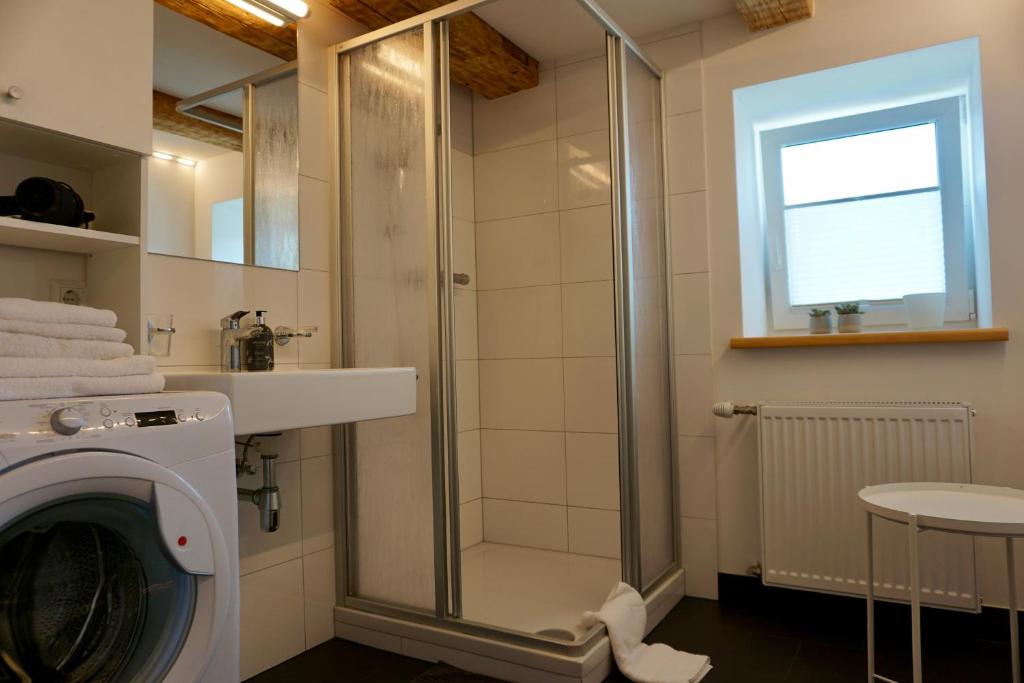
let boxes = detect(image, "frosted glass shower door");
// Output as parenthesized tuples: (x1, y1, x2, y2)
(622, 47, 676, 590)
(340, 28, 440, 612)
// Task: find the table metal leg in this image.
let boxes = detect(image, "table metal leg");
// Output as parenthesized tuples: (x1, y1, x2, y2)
(909, 515, 922, 683)
(866, 511, 875, 683)
(1009, 537, 1020, 683)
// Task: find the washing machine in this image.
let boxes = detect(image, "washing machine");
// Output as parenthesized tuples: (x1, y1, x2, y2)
(0, 391, 239, 682)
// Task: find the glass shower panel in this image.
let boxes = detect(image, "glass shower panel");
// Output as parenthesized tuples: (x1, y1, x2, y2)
(251, 72, 299, 271)
(623, 48, 675, 588)
(342, 28, 437, 611)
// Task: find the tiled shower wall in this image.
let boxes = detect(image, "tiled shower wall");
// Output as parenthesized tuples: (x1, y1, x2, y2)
(470, 56, 623, 560)
(143, 2, 364, 677)
(462, 24, 719, 593)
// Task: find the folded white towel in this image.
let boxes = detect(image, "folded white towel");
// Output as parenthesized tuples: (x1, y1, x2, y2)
(0, 318, 127, 343)
(0, 298, 117, 327)
(0, 374, 165, 401)
(581, 583, 711, 683)
(0, 331, 133, 360)
(0, 356, 156, 379)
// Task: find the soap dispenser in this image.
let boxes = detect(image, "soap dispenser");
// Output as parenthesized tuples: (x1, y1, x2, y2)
(246, 310, 275, 372)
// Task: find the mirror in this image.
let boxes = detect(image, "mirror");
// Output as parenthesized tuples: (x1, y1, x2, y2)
(149, 4, 299, 271)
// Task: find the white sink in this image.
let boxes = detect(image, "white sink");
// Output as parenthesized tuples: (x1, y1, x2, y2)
(163, 367, 416, 435)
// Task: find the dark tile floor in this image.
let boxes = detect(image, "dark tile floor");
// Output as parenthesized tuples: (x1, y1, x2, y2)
(247, 584, 1017, 683)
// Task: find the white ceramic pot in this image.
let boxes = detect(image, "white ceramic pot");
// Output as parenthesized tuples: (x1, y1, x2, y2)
(808, 315, 831, 334)
(903, 293, 945, 330)
(837, 313, 863, 333)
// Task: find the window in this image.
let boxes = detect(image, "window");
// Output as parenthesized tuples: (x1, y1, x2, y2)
(760, 98, 971, 330)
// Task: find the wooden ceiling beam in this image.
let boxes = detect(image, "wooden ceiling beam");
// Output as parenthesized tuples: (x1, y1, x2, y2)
(154, 0, 298, 61)
(736, 0, 814, 32)
(328, 0, 539, 99)
(153, 90, 244, 152)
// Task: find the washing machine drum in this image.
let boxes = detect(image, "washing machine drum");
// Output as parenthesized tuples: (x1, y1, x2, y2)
(0, 497, 197, 682)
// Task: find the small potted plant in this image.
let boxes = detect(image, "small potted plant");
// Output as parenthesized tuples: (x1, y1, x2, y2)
(808, 308, 832, 334)
(835, 302, 864, 333)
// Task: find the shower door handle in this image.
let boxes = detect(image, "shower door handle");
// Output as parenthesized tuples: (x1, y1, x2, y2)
(452, 273, 471, 286)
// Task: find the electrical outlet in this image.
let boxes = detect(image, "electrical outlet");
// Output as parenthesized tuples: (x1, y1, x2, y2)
(51, 280, 86, 306)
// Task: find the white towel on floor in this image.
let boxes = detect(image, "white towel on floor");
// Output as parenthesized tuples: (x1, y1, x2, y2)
(0, 374, 165, 401)
(581, 583, 711, 683)
(0, 356, 156, 378)
(0, 298, 117, 327)
(0, 331, 133, 360)
(0, 317, 127, 343)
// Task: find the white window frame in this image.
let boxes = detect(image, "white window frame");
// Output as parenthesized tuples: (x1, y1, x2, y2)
(760, 98, 972, 331)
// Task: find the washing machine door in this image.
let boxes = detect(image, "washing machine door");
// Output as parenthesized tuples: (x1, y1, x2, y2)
(0, 451, 232, 683)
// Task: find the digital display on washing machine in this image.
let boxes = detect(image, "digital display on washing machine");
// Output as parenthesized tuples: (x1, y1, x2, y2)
(134, 410, 178, 428)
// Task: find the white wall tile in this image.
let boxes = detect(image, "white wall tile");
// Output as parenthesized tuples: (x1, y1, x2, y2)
(298, 84, 328, 181)
(675, 354, 714, 437)
(457, 359, 480, 431)
(562, 280, 615, 357)
(680, 517, 718, 599)
(483, 498, 568, 551)
(299, 175, 330, 273)
(667, 111, 706, 194)
(478, 285, 562, 359)
(679, 436, 716, 519)
(455, 289, 479, 360)
(560, 206, 613, 283)
(568, 507, 620, 559)
(481, 429, 566, 505)
(459, 429, 482, 502)
(564, 357, 617, 433)
(474, 141, 558, 222)
(556, 57, 609, 138)
(297, 0, 362, 92)
(474, 68, 557, 154)
(300, 426, 332, 459)
(297, 268, 331, 364)
(454, 217, 477, 287)
(460, 498, 483, 549)
(479, 359, 564, 431)
(240, 559, 306, 680)
(643, 32, 702, 116)
(302, 548, 337, 649)
(238, 459, 302, 575)
(452, 150, 476, 221)
(673, 273, 711, 355)
(301, 454, 334, 554)
(557, 131, 611, 210)
(566, 432, 620, 510)
(476, 212, 560, 290)
(671, 191, 709, 274)
(451, 84, 475, 155)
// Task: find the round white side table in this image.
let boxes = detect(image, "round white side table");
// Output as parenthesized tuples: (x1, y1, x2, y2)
(859, 483, 1024, 683)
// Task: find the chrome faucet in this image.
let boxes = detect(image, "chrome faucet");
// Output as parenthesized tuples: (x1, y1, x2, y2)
(220, 310, 251, 372)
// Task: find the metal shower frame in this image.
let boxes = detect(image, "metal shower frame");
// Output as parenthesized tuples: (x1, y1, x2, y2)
(328, 0, 680, 656)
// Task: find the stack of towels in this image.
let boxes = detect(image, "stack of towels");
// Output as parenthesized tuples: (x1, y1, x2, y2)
(0, 298, 164, 401)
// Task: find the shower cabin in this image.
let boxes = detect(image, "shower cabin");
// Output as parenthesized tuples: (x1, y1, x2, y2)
(331, 0, 681, 674)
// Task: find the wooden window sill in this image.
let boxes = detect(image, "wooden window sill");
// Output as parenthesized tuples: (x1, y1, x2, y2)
(730, 327, 1009, 349)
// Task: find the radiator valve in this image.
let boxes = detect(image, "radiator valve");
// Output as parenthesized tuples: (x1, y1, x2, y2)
(713, 401, 758, 418)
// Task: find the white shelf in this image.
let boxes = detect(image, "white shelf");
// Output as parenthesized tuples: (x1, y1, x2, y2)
(0, 216, 139, 254)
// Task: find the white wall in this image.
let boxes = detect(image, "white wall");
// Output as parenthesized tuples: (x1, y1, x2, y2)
(702, 0, 1024, 607)
(147, 157, 195, 257)
(143, 1, 364, 676)
(192, 151, 243, 261)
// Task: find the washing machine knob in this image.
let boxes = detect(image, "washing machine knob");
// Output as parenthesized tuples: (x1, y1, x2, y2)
(50, 407, 85, 435)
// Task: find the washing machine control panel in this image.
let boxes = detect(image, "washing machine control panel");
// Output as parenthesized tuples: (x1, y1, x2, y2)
(0, 393, 231, 466)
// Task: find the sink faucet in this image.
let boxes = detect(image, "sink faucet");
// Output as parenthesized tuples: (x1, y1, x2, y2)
(220, 310, 251, 372)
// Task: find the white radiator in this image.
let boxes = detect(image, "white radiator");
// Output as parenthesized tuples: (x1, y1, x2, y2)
(757, 402, 978, 610)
